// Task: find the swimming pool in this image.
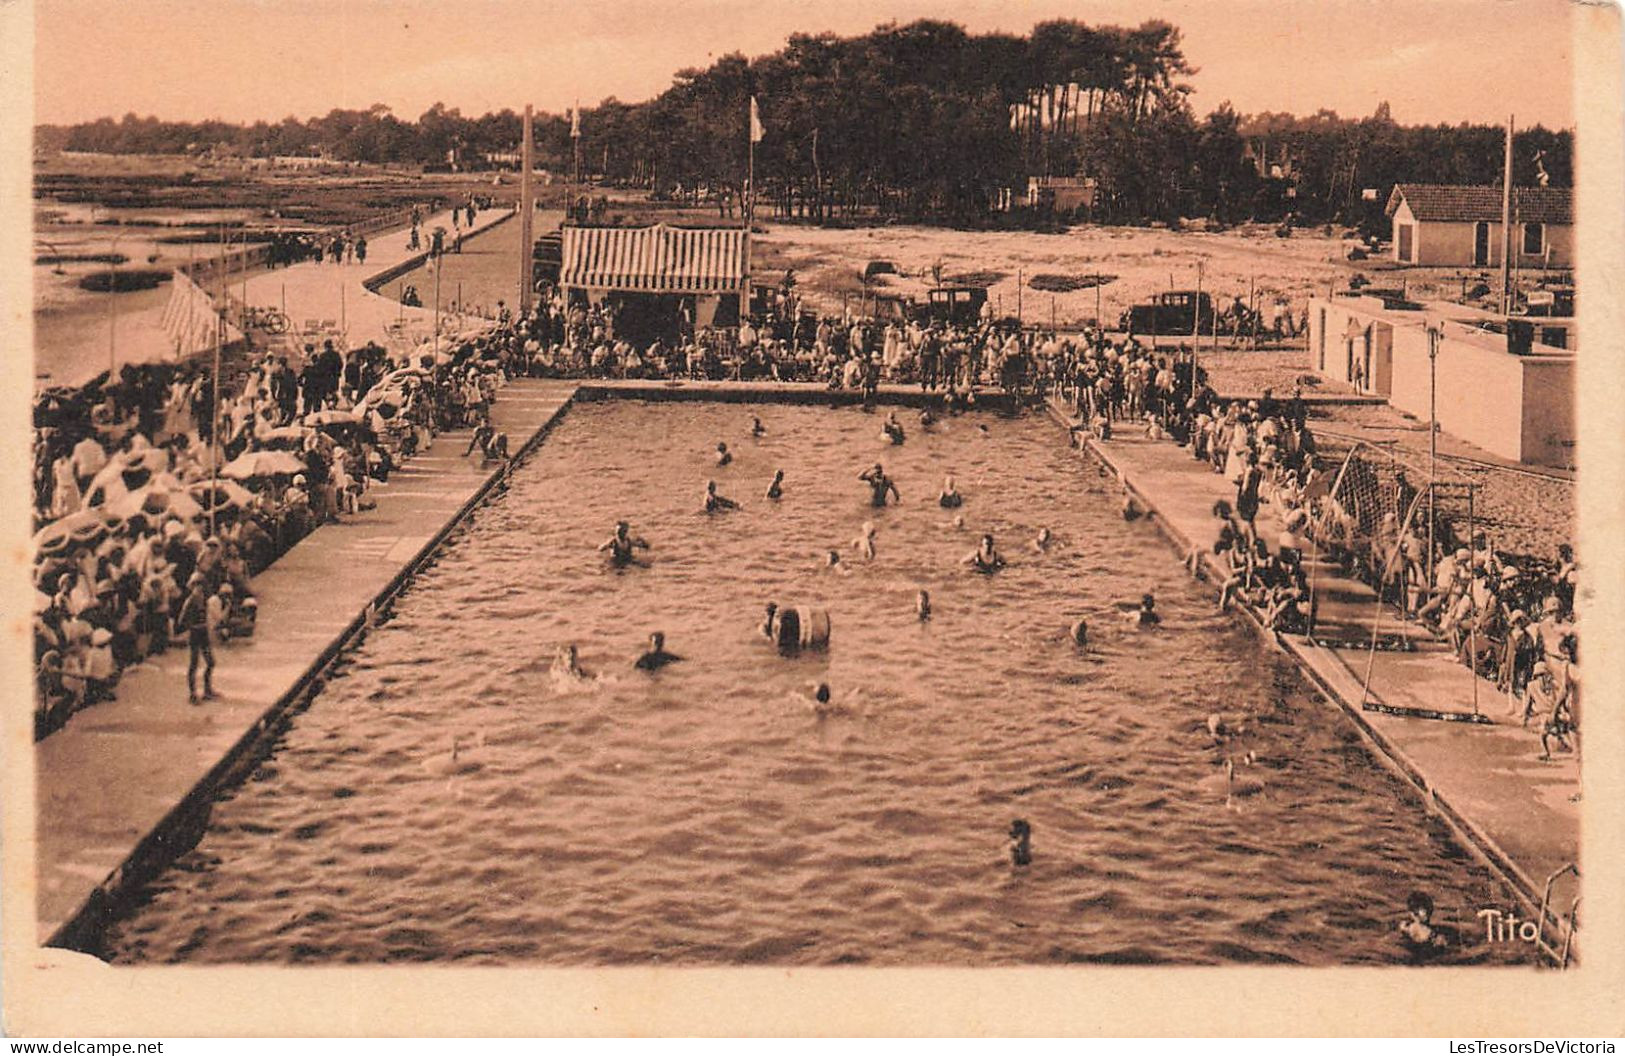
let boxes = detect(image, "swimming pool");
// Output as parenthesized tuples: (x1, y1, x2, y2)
(103, 399, 1530, 965)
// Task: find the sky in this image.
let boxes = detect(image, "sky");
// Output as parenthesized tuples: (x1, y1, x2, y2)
(33, 0, 1577, 130)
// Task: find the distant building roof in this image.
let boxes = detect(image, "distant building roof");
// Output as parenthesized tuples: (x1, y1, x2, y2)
(560, 223, 749, 294)
(1387, 183, 1573, 225)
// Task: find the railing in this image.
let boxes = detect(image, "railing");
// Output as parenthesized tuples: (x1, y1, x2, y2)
(1535, 862, 1580, 968)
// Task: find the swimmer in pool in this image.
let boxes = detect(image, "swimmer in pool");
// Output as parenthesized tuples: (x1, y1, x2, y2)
(551, 642, 593, 680)
(824, 549, 850, 574)
(882, 411, 906, 445)
(1034, 527, 1053, 552)
(703, 479, 739, 513)
(963, 533, 1006, 573)
(1130, 593, 1161, 626)
(938, 474, 963, 509)
(766, 468, 784, 500)
(916, 589, 932, 621)
(597, 520, 651, 566)
(919, 408, 937, 429)
(1070, 618, 1088, 649)
(853, 521, 877, 560)
(715, 441, 733, 467)
(633, 631, 683, 671)
(858, 463, 900, 507)
(760, 602, 779, 639)
(750, 415, 766, 437)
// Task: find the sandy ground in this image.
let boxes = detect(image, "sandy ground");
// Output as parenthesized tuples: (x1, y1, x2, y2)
(749, 219, 1545, 330)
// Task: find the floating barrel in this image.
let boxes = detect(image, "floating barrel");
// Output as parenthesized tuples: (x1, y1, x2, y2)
(774, 606, 831, 651)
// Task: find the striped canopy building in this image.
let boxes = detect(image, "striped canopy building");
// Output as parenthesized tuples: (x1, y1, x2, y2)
(559, 224, 750, 295)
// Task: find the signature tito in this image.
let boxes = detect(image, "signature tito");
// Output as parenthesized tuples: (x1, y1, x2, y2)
(1477, 907, 1543, 944)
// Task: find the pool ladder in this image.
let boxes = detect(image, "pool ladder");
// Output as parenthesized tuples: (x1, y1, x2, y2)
(1535, 862, 1580, 968)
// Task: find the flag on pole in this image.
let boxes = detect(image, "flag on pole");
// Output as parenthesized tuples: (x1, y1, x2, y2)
(570, 102, 580, 139)
(749, 96, 764, 143)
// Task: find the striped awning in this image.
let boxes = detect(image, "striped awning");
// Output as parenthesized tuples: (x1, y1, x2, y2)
(560, 224, 749, 294)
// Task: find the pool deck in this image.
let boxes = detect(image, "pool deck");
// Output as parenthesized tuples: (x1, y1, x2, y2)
(36, 378, 581, 948)
(1048, 398, 1580, 936)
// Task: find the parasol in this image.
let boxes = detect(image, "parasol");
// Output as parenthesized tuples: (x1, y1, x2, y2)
(220, 450, 307, 481)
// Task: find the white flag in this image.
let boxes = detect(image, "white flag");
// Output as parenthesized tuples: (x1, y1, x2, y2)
(750, 96, 764, 143)
(570, 103, 580, 139)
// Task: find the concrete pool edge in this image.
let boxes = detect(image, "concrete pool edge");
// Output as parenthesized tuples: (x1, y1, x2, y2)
(1045, 399, 1578, 961)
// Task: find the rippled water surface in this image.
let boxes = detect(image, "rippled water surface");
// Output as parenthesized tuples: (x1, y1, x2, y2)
(105, 400, 1530, 965)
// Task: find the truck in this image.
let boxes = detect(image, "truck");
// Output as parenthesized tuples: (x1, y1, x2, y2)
(1120, 290, 1215, 336)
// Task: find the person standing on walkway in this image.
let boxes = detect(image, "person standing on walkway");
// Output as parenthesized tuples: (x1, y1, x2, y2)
(175, 574, 216, 703)
(355, 236, 368, 265)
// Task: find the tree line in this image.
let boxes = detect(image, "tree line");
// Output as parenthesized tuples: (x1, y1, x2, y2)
(38, 18, 1572, 227)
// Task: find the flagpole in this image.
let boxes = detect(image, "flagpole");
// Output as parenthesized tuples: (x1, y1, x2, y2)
(211, 225, 224, 537)
(747, 100, 756, 229)
(519, 103, 535, 314)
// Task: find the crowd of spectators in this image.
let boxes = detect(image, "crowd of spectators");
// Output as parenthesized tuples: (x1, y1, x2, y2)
(31, 318, 528, 737)
(35, 274, 1578, 751)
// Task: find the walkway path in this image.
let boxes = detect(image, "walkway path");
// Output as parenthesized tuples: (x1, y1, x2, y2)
(224, 206, 516, 364)
(36, 379, 580, 947)
(1056, 403, 1580, 923)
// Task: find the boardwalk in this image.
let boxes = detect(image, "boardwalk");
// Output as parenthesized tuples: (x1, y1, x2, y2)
(35, 379, 580, 945)
(1059, 408, 1580, 917)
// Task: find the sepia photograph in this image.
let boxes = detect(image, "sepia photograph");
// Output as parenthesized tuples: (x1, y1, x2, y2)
(3, 0, 1622, 1038)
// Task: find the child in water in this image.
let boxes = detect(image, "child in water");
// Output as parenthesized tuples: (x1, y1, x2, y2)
(715, 442, 732, 467)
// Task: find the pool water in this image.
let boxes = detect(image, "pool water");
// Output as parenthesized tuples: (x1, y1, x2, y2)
(103, 400, 1531, 965)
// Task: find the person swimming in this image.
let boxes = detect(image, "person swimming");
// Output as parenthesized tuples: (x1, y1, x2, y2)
(824, 548, 850, 574)
(917, 589, 932, 621)
(633, 631, 683, 671)
(760, 602, 780, 640)
(766, 469, 784, 500)
(1132, 592, 1161, 626)
(919, 408, 937, 429)
(964, 533, 1005, 573)
(1070, 618, 1088, 649)
(750, 415, 766, 437)
(1009, 819, 1032, 867)
(858, 463, 900, 507)
(715, 442, 733, 467)
(597, 520, 651, 566)
(1034, 527, 1053, 552)
(882, 411, 906, 445)
(551, 642, 593, 680)
(853, 521, 877, 560)
(938, 474, 963, 509)
(703, 480, 739, 513)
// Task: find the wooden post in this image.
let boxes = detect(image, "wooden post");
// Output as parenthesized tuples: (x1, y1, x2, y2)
(519, 103, 536, 315)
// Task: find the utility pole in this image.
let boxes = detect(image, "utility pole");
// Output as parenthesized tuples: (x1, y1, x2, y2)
(210, 226, 225, 537)
(1427, 323, 1440, 590)
(1499, 115, 1514, 315)
(1192, 259, 1203, 400)
(519, 103, 535, 315)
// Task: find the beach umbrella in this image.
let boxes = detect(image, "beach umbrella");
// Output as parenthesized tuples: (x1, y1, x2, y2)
(105, 482, 203, 522)
(33, 510, 108, 556)
(305, 408, 360, 429)
(190, 479, 257, 513)
(257, 425, 308, 450)
(220, 450, 306, 481)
